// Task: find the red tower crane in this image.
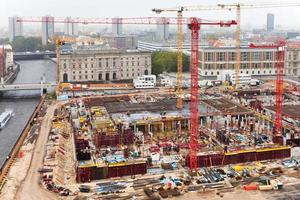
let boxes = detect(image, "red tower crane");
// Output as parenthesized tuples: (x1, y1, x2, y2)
(188, 18, 237, 170)
(249, 41, 285, 144)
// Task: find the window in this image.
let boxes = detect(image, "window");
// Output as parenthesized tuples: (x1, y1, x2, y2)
(85, 75, 88, 79)
(91, 64, 93, 68)
(228, 64, 235, 69)
(132, 73, 134, 76)
(137, 62, 139, 66)
(241, 52, 249, 61)
(132, 62, 134, 66)
(79, 75, 82, 79)
(98, 73, 102, 80)
(228, 52, 236, 61)
(269, 70, 272, 74)
(205, 72, 208, 75)
(265, 52, 273, 60)
(91, 75, 93, 79)
(73, 76, 76, 80)
(73, 64, 75, 69)
(252, 52, 260, 61)
(205, 52, 214, 61)
(241, 63, 249, 69)
(217, 64, 225, 69)
(73, 71, 75, 74)
(205, 64, 213, 69)
(85, 59, 87, 61)
(63, 63, 67, 69)
(217, 71, 219, 75)
(211, 71, 213, 75)
(121, 62, 123, 67)
(246, 71, 249, 74)
(252, 63, 260, 69)
(85, 71, 87, 73)
(258, 71, 260, 74)
(132, 68, 134, 71)
(216, 52, 226, 61)
(79, 71, 81, 74)
(113, 73, 116, 79)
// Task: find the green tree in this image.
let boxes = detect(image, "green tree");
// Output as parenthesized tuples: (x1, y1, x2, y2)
(5, 36, 55, 52)
(151, 51, 189, 75)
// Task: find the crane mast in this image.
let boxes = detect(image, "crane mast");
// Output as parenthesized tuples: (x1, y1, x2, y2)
(176, 10, 183, 109)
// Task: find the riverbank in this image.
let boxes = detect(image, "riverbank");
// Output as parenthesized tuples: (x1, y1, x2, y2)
(3, 63, 20, 84)
(0, 95, 46, 190)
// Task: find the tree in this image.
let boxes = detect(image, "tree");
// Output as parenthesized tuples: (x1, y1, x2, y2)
(5, 36, 55, 52)
(151, 51, 189, 75)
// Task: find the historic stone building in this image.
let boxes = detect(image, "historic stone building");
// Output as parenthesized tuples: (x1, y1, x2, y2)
(59, 48, 151, 83)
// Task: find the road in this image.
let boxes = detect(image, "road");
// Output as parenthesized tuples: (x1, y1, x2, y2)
(16, 102, 58, 200)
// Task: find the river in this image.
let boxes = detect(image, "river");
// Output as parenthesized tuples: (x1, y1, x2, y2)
(0, 59, 56, 167)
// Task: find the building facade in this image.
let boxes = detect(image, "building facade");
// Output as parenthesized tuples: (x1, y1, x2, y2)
(42, 16, 55, 45)
(199, 46, 278, 77)
(103, 35, 138, 50)
(59, 49, 151, 83)
(0, 45, 14, 80)
(285, 46, 300, 77)
(8, 17, 23, 42)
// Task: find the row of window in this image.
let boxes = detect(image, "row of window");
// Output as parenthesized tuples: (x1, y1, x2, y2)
(202, 51, 274, 62)
(203, 70, 276, 76)
(64, 56, 150, 63)
(203, 63, 275, 69)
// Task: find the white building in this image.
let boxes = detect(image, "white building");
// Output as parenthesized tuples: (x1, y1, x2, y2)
(42, 16, 55, 45)
(59, 47, 151, 83)
(8, 17, 23, 42)
(133, 75, 156, 88)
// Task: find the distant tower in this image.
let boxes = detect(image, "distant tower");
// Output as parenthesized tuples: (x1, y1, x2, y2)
(156, 17, 169, 41)
(42, 16, 55, 45)
(112, 17, 122, 36)
(64, 17, 78, 36)
(267, 13, 274, 32)
(8, 17, 23, 42)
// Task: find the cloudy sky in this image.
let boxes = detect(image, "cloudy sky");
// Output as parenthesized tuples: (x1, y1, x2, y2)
(1, 0, 300, 29)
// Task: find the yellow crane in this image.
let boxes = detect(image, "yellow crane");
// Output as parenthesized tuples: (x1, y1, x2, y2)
(152, 7, 184, 109)
(154, 2, 300, 90)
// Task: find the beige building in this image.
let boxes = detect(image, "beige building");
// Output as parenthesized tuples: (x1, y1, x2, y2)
(59, 48, 151, 83)
(285, 46, 300, 77)
(199, 46, 278, 77)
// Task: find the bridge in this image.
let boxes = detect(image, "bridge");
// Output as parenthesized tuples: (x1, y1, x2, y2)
(0, 82, 57, 96)
(13, 51, 56, 60)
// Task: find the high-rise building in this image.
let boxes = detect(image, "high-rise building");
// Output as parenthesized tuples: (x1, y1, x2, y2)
(156, 17, 169, 41)
(8, 17, 23, 42)
(112, 18, 122, 36)
(64, 17, 78, 36)
(42, 16, 55, 45)
(267, 13, 274, 32)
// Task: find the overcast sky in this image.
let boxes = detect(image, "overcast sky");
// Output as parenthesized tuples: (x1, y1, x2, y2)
(1, 0, 300, 29)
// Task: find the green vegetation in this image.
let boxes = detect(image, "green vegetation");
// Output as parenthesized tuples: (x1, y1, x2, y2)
(151, 51, 189, 75)
(0, 36, 55, 52)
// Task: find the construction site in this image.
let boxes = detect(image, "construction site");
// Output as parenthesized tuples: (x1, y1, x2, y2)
(0, 2, 300, 200)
